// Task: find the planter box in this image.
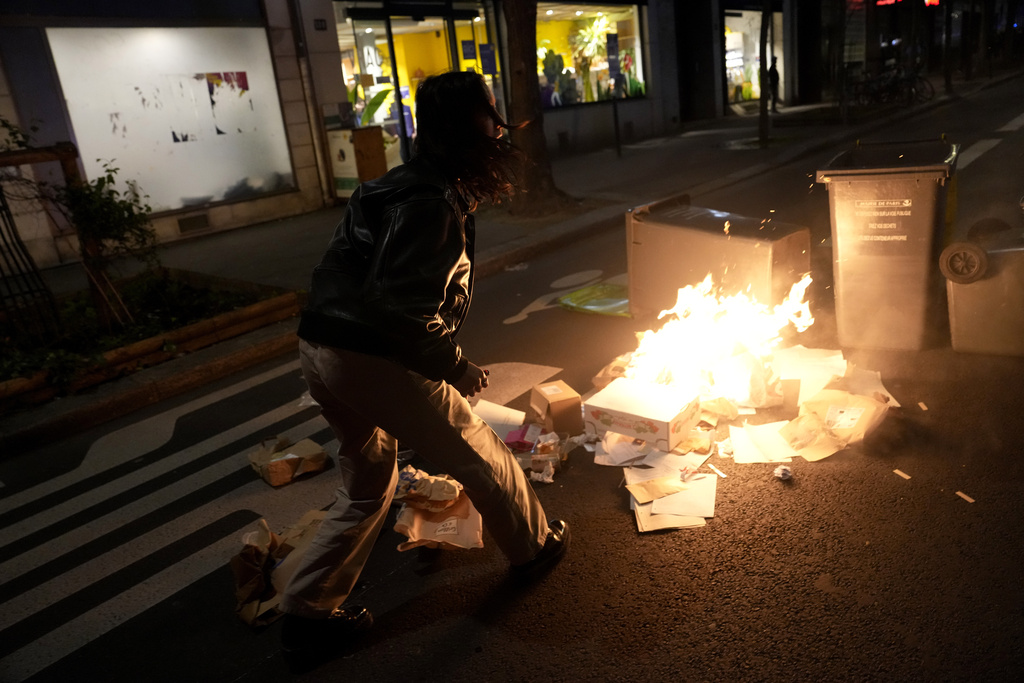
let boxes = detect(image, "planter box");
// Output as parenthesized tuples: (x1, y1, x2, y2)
(0, 268, 302, 411)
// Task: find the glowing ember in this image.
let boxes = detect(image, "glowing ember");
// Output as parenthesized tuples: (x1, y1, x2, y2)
(624, 274, 814, 407)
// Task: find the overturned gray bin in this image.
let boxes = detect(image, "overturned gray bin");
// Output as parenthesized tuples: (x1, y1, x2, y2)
(626, 194, 810, 318)
(940, 229, 1024, 357)
(816, 139, 959, 350)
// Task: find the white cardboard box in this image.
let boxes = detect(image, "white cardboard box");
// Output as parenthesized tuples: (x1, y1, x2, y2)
(584, 378, 701, 452)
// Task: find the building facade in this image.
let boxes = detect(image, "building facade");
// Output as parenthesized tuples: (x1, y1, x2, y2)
(7, 1, 1003, 271)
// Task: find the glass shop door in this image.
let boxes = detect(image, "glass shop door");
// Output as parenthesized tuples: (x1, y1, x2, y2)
(342, 3, 499, 167)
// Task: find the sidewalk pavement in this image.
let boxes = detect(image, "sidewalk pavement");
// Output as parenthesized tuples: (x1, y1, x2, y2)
(2, 67, 1020, 453)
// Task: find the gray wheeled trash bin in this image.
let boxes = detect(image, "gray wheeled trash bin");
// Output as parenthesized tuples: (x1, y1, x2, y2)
(816, 139, 959, 350)
(940, 227, 1024, 356)
(626, 195, 810, 318)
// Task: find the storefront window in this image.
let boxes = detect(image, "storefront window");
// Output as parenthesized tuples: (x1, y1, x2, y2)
(333, 2, 498, 177)
(536, 3, 645, 109)
(723, 10, 784, 105)
(44, 27, 294, 213)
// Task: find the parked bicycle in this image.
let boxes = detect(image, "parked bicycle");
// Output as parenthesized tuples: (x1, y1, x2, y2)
(845, 64, 934, 107)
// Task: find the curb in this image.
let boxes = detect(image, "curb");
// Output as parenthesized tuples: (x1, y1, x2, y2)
(0, 320, 299, 455)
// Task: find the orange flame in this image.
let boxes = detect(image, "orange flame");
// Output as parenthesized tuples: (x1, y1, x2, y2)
(625, 274, 814, 406)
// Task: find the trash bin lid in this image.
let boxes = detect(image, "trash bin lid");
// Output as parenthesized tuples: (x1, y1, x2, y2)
(816, 139, 960, 182)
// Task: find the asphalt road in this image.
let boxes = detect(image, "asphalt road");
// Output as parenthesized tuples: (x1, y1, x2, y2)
(2, 80, 1024, 682)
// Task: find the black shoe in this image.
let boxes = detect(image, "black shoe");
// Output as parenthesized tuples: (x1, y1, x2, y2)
(511, 519, 570, 581)
(281, 606, 373, 672)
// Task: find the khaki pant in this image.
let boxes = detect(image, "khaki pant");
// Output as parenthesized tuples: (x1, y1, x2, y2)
(280, 340, 549, 618)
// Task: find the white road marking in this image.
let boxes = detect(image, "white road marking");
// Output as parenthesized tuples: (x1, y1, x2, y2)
(0, 488, 334, 683)
(0, 359, 302, 516)
(0, 360, 564, 681)
(0, 416, 328, 606)
(997, 111, 1024, 132)
(956, 138, 1001, 169)
(503, 269, 612, 324)
(0, 400, 310, 522)
(83, 359, 301, 467)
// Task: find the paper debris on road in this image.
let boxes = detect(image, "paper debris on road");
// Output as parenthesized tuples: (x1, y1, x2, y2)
(770, 345, 848, 404)
(651, 474, 718, 518)
(633, 499, 706, 532)
(594, 431, 654, 466)
(473, 399, 525, 441)
(744, 421, 798, 462)
(729, 423, 792, 463)
(625, 476, 690, 504)
(248, 437, 327, 487)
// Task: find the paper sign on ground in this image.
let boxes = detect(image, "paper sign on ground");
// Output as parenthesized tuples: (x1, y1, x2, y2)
(744, 421, 797, 462)
(829, 364, 901, 407)
(473, 399, 525, 441)
(594, 431, 654, 466)
(631, 496, 706, 532)
(650, 474, 717, 518)
(729, 423, 791, 463)
(626, 476, 690, 504)
(778, 412, 846, 461)
(770, 345, 848, 404)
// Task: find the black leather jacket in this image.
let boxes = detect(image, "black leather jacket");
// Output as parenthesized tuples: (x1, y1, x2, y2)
(298, 155, 474, 383)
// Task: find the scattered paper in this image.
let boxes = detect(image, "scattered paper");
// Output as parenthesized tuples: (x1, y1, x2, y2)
(651, 474, 718, 518)
(641, 449, 710, 473)
(770, 345, 848, 404)
(744, 421, 798, 462)
(730, 423, 793, 463)
(594, 431, 654, 466)
(626, 476, 689, 504)
(632, 498, 706, 532)
(778, 412, 846, 461)
(827, 364, 901, 407)
(473, 399, 525, 441)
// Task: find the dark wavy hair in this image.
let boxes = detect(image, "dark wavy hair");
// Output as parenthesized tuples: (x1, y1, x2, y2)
(414, 71, 525, 209)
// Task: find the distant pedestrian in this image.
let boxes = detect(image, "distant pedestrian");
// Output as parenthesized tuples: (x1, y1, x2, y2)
(278, 70, 570, 671)
(768, 56, 780, 113)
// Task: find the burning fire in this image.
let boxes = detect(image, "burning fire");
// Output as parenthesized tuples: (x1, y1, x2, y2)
(624, 274, 814, 407)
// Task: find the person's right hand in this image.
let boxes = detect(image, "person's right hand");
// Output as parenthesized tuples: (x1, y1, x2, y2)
(451, 362, 489, 397)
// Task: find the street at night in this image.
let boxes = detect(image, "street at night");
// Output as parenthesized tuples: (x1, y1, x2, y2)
(2, 64, 1023, 682)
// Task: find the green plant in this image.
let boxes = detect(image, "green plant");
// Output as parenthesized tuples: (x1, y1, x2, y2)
(49, 159, 158, 330)
(0, 270, 268, 387)
(0, 116, 35, 151)
(360, 88, 393, 126)
(55, 160, 156, 271)
(571, 16, 611, 103)
(621, 49, 645, 97)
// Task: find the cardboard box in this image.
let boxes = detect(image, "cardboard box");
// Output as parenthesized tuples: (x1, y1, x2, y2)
(584, 378, 701, 452)
(529, 380, 584, 435)
(248, 437, 328, 487)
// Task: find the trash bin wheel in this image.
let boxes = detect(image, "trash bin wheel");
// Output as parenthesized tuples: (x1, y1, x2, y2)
(939, 241, 988, 284)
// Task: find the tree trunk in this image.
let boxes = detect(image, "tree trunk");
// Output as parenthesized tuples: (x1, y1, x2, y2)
(500, 0, 567, 213)
(758, 1, 771, 147)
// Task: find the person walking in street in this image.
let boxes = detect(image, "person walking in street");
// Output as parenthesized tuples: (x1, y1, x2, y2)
(768, 56, 780, 113)
(278, 70, 570, 670)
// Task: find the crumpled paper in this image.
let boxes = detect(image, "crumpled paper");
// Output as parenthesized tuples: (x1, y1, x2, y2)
(248, 436, 327, 487)
(394, 492, 483, 551)
(394, 465, 462, 512)
(229, 510, 327, 626)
